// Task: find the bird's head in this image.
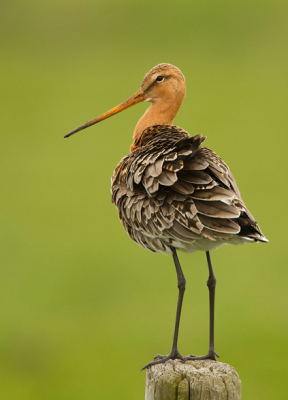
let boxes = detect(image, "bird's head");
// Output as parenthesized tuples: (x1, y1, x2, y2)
(140, 63, 186, 106)
(64, 63, 186, 139)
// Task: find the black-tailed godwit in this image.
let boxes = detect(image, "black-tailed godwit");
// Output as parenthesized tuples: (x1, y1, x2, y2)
(65, 63, 268, 369)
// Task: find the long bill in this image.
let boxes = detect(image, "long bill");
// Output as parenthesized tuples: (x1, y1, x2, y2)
(64, 88, 146, 138)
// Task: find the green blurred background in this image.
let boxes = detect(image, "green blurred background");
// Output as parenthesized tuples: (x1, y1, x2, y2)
(1, 0, 287, 398)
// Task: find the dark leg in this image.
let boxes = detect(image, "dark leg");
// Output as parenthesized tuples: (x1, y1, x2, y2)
(206, 251, 219, 359)
(141, 247, 187, 370)
(184, 251, 219, 361)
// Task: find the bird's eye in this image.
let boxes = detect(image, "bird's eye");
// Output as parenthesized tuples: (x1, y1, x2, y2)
(156, 75, 164, 83)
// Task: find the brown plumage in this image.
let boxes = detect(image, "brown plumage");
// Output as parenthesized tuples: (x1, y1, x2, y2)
(65, 63, 268, 369)
(111, 125, 267, 255)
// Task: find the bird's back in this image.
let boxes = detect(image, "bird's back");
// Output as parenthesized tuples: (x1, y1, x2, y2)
(111, 125, 267, 254)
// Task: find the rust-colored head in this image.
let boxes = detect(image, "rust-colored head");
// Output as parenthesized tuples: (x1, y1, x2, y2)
(140, 63, 186, 105)
(64, 63, 186, 145)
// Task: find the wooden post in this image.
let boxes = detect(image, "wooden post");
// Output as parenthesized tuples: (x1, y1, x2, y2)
(145, 359, 241, 400)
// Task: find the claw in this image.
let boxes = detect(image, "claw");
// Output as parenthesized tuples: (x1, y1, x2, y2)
(141, 355, 171, 370)
(153, 354, 166, 360)
(183, 350, 220, 362)
(142, 348, 185, 370)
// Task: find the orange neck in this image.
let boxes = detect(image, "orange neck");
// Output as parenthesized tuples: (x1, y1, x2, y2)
(130, 99, 182, 152)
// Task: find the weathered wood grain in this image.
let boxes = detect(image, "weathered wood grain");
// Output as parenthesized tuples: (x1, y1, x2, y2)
(145, 359, 241, 400)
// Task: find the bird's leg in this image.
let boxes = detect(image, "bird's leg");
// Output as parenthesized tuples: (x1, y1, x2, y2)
(141, 247, 187, 370)
(184, 251, 219, 361)
(168, 247, 186, 357)
(206, 251, 219, 359)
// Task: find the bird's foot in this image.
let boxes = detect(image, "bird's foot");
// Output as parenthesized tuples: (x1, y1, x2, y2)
(141, 348, 219, 370)
(183, 349, 220, 362)
(141, 348, 188, 370)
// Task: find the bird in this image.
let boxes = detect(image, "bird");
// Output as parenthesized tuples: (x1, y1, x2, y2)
(65, 63, 268, 370)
